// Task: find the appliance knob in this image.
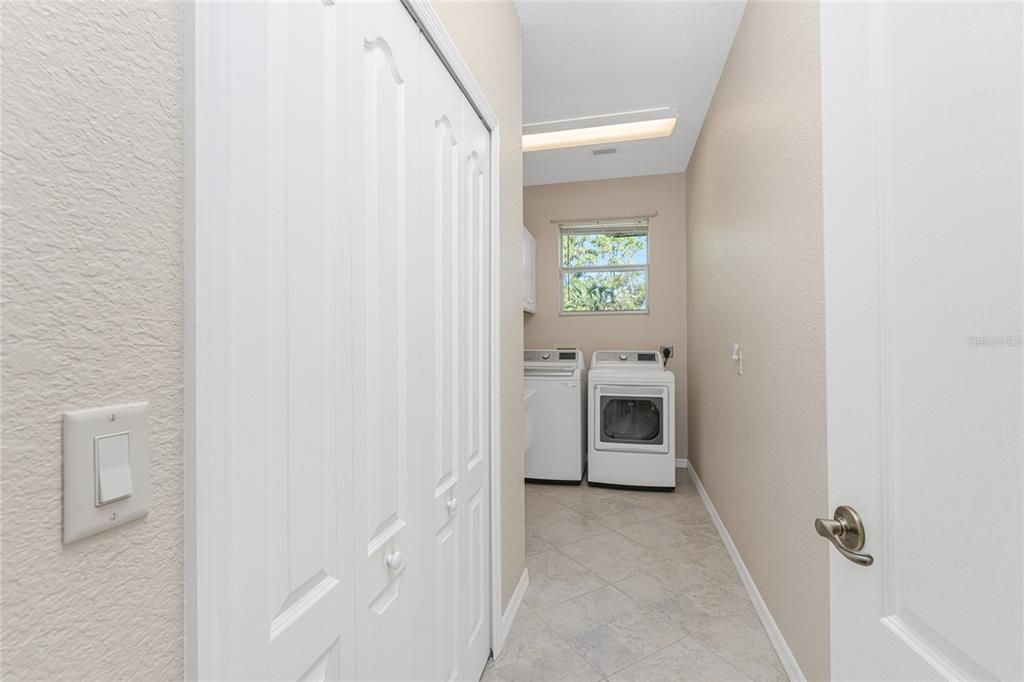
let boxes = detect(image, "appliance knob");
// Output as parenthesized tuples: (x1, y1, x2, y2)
(541, 352, 551, 359)
(619, 353, 628, 361)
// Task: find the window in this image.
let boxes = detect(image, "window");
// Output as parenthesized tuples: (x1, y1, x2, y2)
(559, 219, 649, 314)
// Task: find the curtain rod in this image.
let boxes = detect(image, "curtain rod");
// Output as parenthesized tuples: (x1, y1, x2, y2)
(550, 211, 657, 225)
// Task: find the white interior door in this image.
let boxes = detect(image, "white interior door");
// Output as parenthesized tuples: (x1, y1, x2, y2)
(192, 2, 354, 679)
(822, 3, 1022, 679)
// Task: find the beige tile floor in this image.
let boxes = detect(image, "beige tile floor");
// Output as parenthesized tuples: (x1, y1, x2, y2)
(482, 470, 787, 682)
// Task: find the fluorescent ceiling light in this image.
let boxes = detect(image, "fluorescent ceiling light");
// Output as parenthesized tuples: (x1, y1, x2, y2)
(526, 106, 675, 129)
(523, 117, 677, 153)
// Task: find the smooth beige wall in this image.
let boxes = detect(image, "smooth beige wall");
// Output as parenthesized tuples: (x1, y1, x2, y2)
(432, 0, 526, 610)
(524, 174, 688, 459)
(1, 3, 185, 678)
(685, 2, 828, 679)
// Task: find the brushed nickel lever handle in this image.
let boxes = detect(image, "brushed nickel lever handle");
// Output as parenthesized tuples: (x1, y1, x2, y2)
(815, 505, 874, 567)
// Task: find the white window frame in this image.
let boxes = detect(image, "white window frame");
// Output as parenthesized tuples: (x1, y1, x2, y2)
(558, 219, 650, 316)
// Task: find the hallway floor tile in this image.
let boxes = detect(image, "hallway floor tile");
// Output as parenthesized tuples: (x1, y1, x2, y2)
(483, 470, 787, 682)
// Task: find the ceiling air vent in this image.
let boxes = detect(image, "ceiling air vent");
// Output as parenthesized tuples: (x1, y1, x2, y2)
(592, 147, 617, 156)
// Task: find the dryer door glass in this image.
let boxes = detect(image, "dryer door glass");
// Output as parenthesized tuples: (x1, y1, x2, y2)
(599, 395, 664, 445)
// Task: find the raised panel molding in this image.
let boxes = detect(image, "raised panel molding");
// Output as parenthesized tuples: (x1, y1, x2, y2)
(466, 490, 486, 643)
(434, 114, 459, 498)
(359, 32, 409, 553)
(436, 522, 459, 681)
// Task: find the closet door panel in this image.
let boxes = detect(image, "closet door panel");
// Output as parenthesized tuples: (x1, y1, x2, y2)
(419, 33, 466, 682)
(197, 2, 493, 680)
(459, 105, 492, 679)
(419, 32, 492, 682)
(346, 3, 430, 679)
(194, 2, 353, 679)
(264, 6, 348, 679)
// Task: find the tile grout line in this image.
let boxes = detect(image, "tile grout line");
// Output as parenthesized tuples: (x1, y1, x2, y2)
(524, 546, 610, 611)
(528, 548, 698, 679)
(533, 582, 671, 681)
(493, 602, 606, 681)
(524, 480, 772, 680)
(527, 485, 719, 570)
(523, 479, 771, 679)
(597, 582, 695, 678)
(603, 633, 755, 682)
(528, 583, 621, 680)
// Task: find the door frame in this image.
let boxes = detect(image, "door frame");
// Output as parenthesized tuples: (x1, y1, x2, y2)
(182, 1, 505, 676)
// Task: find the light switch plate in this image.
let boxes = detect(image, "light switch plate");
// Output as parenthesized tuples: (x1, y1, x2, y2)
(63, 402, 150, 543)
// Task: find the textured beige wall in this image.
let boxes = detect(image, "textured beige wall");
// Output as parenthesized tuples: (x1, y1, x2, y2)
(0, 3, 520, 677)
(1, 3, 185, 679)
(685, 2, 828, 679)
(432, 0, 525, 610)
(524, 173, 688, 459)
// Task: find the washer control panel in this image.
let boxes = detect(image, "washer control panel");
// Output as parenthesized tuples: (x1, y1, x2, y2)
(525, 349, 577, 362)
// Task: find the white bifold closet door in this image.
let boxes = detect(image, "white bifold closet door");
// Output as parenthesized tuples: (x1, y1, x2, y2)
(417, 21, 493, 682)
(193, 1, 491, 680)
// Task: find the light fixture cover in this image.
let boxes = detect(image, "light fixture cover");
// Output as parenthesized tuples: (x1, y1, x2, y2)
(523, 117, 677, 153)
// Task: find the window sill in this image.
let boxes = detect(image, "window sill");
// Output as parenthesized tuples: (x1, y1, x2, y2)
(558, 309, 650, 317)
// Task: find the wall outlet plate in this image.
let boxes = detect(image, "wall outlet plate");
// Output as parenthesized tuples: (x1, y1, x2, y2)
(63, 402, 150, 544)
(660, 345, 674, 359)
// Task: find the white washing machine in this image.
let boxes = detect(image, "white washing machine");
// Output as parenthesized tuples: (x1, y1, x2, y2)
(588, 350, 675, 490)
(524, 349, 586, 483)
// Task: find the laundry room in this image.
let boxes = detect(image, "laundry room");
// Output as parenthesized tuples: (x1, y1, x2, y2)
(516, 158, 803, 676)
(516, 163, 787, 677)
(512, 3, 817, 677)
(522, 172, 689, 482)
(4, 0, 1019, 679)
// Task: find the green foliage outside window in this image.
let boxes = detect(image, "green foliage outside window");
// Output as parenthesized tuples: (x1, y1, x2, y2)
(560, 228, 648, 313)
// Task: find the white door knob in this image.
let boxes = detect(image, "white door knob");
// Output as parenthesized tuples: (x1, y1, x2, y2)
(447, 497, 458, 514)
(384, 550, 404, 571)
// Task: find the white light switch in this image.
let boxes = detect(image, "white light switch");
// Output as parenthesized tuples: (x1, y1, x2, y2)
(63, 402, 150, 544)
(95, 432, 133, 505)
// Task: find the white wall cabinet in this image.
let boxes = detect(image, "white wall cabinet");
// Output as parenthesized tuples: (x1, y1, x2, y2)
(523, 226, 537, 313)
(192, 2, 492, 680)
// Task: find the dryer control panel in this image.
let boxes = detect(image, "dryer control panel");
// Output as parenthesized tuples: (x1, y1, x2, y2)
(592, 350, 664, 368)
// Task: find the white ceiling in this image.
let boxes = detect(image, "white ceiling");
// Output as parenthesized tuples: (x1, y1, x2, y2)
(517, 1, 746, 186)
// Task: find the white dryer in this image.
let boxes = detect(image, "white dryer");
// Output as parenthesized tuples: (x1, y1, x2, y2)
(588, 350, 675, 490)
(524, 349, 586, 483)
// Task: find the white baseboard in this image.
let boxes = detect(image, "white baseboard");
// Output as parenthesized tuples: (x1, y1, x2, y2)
(495, 567, 529, 657)
(688, 467, 805, 682)
(675, 458, 689, 468)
